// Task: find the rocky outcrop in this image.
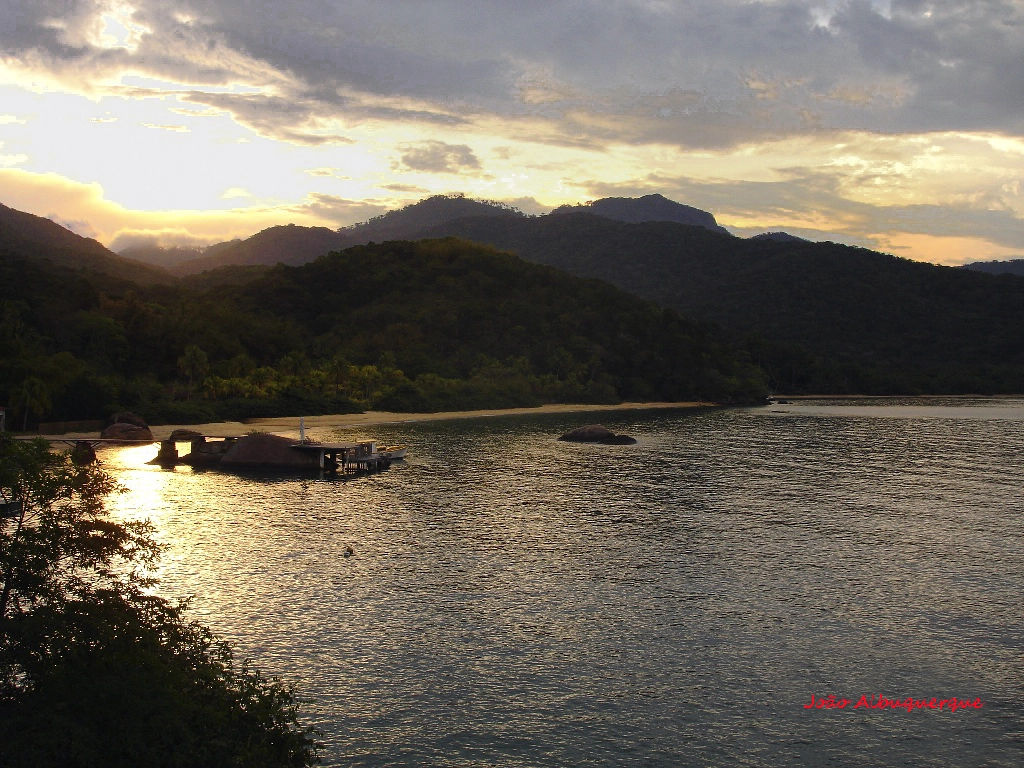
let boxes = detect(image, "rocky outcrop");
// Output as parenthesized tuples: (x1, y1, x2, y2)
(100, 421, 154, 442)
(558, 424, 637, 445)
(179, 437, 232, 467)
(169, 428, 204, 441)
(111, 411, 149, 428)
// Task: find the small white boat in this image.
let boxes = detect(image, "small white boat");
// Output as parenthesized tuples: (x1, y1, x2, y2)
(381, 445, 408, 460)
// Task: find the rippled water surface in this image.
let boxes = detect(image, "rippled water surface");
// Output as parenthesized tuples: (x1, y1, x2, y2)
(104, 399, 1024, 766)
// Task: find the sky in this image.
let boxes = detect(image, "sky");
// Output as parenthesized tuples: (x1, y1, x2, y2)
(1, 0, 1022, 264)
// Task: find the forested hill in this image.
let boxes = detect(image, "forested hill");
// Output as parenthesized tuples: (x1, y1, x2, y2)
(161, 193, 727, 275)
(233, 239, 765, 407)
(414, 213, 1024, 394)
(0, 238, 765, 427)
(0, 202, 173, 285)
(552, 194, 730, 234)
(172, 195, 525, 274)
(173, 224, 345, 273)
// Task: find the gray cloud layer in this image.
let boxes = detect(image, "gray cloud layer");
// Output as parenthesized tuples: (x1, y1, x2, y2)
(3, 0, 1024, 149)
(398, 140, 481, 173)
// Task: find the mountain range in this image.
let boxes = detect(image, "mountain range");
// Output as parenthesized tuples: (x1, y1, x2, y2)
(3, 192, 1024, 399)
(106, 191, 1023, 393)
(126, 193, 728, 275)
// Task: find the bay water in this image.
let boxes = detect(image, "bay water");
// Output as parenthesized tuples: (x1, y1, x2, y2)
(105, 399, 1024, 766)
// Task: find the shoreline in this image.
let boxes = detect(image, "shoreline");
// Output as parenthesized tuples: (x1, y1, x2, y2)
(53, 401, 717, 441)
(150, 401, 716, 440)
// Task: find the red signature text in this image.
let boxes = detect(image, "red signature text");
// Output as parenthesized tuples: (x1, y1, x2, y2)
(804, 694, 984, 712)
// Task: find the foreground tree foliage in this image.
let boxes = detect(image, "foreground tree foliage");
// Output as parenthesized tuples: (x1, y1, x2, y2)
(0, 435, 319, 767)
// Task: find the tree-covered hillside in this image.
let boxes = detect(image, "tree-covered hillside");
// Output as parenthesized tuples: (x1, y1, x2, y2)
(148, 193, 1024, 394)
(0, 239, 765, 428)
(415, 213, 1024, 394)
(172, 194, 524, 275)
(0, 203, 173, 286)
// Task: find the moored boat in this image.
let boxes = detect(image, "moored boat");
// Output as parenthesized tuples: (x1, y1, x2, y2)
(381, 445, 408, 460)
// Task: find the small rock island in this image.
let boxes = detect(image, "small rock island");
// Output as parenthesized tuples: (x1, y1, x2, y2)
(557, 424, 637, 445)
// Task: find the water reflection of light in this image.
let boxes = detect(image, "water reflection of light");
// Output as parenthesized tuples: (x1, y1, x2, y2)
(100, 443, 194, 586)
(104, 444, 171, 520)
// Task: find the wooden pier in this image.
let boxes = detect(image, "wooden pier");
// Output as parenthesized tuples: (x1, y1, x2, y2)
(289, 440, 391, 473)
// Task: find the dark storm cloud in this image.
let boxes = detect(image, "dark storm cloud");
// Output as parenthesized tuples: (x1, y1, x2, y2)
(2, 1, 1024, 147)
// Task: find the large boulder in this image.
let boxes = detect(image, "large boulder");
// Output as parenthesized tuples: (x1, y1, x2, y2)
(558, 424, 616, 442)
(220, 433, 321, 469)
(599, 434, 637, 445)
(112, 411, 149, 428)
(101, 422, 154, 442)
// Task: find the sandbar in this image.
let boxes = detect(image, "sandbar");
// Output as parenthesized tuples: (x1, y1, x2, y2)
(130, 401, 715, 440)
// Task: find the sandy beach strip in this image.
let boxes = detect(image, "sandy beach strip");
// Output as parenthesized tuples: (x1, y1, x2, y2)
(95, 401, 712, 441)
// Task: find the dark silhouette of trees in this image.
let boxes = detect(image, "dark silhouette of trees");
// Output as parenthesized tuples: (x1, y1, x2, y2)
(0, 435, 319, 767)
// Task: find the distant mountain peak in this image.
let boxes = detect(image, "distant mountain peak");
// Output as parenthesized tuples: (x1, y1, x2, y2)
(552, 193, 730, 235)
(343, 193, 525, 234)
(750, 231, 808, 243)
(961, 258, 1024, 277)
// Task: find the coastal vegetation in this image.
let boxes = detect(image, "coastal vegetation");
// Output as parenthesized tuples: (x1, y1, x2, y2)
(0, 236, 766, 428)
(130, 193, 1024, 396)
(0, 434, 319, 766)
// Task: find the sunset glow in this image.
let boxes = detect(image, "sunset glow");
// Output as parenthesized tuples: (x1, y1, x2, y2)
(1, 0, 1022, 264)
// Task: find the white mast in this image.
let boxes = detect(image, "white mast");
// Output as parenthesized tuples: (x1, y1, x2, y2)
(299, 416, 306, 442)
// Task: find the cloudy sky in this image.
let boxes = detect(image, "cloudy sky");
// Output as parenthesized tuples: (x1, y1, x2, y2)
(1, 0, 1022, 263)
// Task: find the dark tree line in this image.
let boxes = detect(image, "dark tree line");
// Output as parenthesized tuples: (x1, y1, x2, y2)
(0, 238, 767, 428)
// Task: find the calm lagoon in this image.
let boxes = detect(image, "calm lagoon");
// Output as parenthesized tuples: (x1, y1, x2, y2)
(105, 399, 1024, 766)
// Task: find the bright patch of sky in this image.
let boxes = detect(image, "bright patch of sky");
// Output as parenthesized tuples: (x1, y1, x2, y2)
(0, 84, 395, 212)
(119, 75, 264, 95)
(98, 7, 149, 51)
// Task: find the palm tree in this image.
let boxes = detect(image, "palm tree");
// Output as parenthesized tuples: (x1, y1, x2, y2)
(177, 345, 209, 401)
(328, 354, 349, 396)
(11, 376, 51, 431)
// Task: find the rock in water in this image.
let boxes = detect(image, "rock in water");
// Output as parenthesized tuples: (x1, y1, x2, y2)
(169, 428, 204, 441)
(558, 424, 617, 442)
(70, 441, 97, 465)
(219, 433, 320, 469)
(100, 422, 154, 442)
(599, 434, 637, 445)
(558, 424, 637, 444)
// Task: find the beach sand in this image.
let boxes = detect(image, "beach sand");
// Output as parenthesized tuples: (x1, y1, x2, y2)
(149, 401, 714, 440)
(51, 401, 714, 441)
